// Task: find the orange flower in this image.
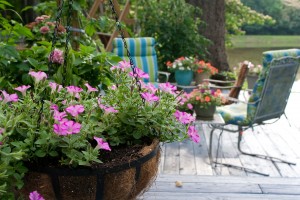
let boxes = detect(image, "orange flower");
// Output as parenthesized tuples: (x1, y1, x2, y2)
(197, 69, 203, 73)
(204, 96, 211, 102)
(166, 61, 172, 67)
(196, 96, 200, 101)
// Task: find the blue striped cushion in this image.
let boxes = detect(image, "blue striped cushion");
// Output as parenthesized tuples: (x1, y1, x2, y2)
(112, 37, 159, 83)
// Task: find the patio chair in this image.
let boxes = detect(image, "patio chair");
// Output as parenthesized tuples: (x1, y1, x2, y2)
(112, 37, 170, 83)
(209, 49, 300, 176)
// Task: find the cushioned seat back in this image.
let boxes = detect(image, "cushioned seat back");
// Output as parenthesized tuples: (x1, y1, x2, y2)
(247, 49, 300, 124)
(112, 37, 158, 83)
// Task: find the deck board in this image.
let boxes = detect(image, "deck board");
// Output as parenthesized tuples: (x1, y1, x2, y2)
(144, 91, 300, 199)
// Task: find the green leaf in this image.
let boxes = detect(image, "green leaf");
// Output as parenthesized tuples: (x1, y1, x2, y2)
(35, 139, 48, 145)
(27, 58, 39, 69)
(35, 150, 46, 157)
(49, 151, 58, 157)
(133, 131, 142, 139)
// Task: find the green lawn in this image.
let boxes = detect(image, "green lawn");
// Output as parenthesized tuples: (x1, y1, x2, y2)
(230, 35, 300, 48)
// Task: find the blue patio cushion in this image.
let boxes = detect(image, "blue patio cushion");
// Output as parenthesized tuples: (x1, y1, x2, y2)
(217, 103, 247, 125)
(112, 37, 159, 83)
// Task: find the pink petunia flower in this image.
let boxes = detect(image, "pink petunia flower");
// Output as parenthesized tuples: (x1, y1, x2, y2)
(0, 128, 4, 134)
(99, 104, 118, 114)
(187, 103, 193, 110)
(141, 92, 159, 102)
(65, 105, 85, 117)
(143, 83, 157, 94)
(40, 26, 50, 34)
(50, 104, 59, 111)
(188, 126, 200, 143)
(29, 190, 45, 200)
(174, 110, 195, 124)
(28, 71, 47, 83)
(53, 110, 67, 122)
(49, 49, 64, 64)
(49, 82, 63, 93)
(84, 83, 98, 93)
(61, 120, 81, 135)
(94, 136, 111, 151)
(110, 60, 131, 71)
(129, 68, 149, 79)
(1, 91, 18, 103)
(54, 120, 81, 135)
(66, 86, 83, 95)
(14, 85, 31, 96)
(159, 82, 177, 94)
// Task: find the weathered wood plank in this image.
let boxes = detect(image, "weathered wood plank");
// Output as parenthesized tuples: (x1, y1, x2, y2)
(179, 140, 197, 175)
(162, 141, 180, 174)
(260, 184, 300, 195)
(194, 124, 214, 175)
(147, 182, 261, 194)
(154, 174, 300, 185)
(202, 124, 231, 175)
(139, 192, 300, 200)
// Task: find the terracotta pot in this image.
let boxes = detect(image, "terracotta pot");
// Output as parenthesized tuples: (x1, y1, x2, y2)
(195, 72, 210, 85)
(194, 105, 216, 120)
(19, 139, 160, 200)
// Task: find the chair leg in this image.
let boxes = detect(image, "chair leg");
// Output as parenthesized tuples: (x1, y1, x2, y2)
(237, 127, 296, 165)
(208, 125, 269, 176)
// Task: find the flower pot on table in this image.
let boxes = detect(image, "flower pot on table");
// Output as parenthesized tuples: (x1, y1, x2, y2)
(195, 72, 210, 85)
(18, 139, 160, 200)
(175, 70, 194, 86)
(194, 105, 216, 120)
(247, 74, 259, 90)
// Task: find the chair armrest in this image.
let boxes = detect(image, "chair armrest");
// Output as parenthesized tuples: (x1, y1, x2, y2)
(204, 79, 236, 84)
(158, 71, 171, 82)
(221, 94, 260, 105)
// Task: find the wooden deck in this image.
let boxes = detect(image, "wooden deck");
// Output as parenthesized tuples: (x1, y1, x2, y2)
(139, 83, 300, 199)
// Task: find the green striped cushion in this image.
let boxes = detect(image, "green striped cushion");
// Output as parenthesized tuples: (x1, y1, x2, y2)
(112, 37, 158, 83)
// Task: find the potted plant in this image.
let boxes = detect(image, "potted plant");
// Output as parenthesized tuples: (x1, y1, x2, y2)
(194, 60, 218, 85)
(246, 63, 262, 89)
(209, 71, 236, 86)
(166, 56, 197, 86)
(188, 83, 223, 120)
(0, 59, 200, 199)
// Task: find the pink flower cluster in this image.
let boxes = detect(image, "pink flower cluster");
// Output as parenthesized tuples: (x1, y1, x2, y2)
(52, 104, 84, 135)
(129, 67, 149, 79)
(49, 49, 64, 65)
(0, 91, 18, 103)
(174, 110, 200, 143)
(40, 26, 50, 34)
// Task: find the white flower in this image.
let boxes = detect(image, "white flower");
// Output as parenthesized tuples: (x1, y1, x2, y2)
(179, 67, 184, 70)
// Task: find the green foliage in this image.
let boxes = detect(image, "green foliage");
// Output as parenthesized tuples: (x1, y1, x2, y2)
(137, 0, 210, 70)
(241, 0, 300, 35)
(225, 0, 275, 46)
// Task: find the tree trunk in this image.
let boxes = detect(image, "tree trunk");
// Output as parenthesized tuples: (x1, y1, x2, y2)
(186, 0, 229, 71)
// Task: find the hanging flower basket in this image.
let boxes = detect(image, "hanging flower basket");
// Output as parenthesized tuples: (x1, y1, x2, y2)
(18, 139, 160, 200)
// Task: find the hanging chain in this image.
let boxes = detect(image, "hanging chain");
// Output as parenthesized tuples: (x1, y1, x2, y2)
(62, 0, 74, 86)
(108, 0, 144, 103)
(48, 0, 65, 76)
